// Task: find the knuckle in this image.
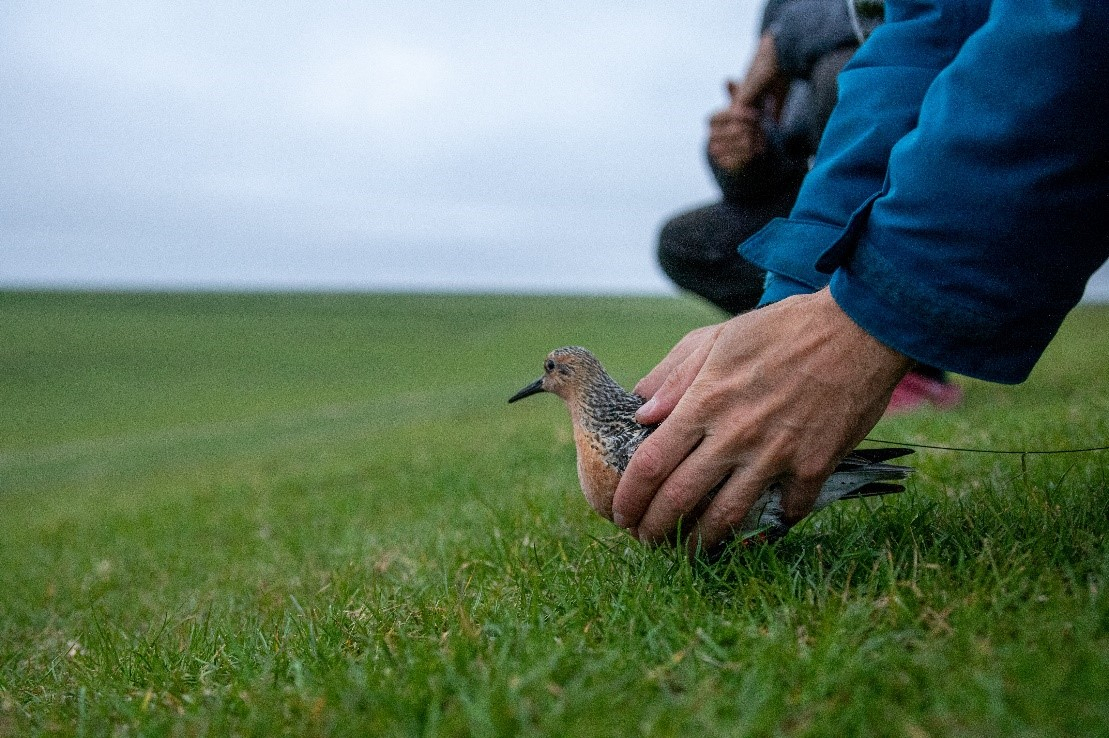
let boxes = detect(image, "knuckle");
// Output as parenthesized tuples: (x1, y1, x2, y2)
(713, 490, 751, 520)
(660, 365, 689, 395)
(678, 328, 704, 349)
(660, 483, 696, 513)
(630, 443, 666, 481)
(689, 381, 725, 412)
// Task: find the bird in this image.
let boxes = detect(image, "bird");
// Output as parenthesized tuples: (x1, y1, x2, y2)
(508, 346, 913, 543)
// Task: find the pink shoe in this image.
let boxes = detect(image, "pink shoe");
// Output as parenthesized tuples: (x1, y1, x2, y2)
(886, 372, 964, 415)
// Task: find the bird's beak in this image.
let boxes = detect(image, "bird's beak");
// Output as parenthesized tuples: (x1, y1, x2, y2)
(508, 377, 545, 403)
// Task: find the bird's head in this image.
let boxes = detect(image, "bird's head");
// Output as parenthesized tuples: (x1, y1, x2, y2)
(508, 346, 607, 404)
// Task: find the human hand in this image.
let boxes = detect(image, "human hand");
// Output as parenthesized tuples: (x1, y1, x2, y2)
(612, 289, 912, 551)
(633, 322, 724, 400)
(733, 33, 788, 121)
(707, 85, 766, 172)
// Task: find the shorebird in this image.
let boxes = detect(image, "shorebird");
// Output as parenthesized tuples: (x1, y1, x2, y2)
(509, 346, 912, 543)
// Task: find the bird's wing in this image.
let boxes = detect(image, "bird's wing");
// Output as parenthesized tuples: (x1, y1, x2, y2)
(609, 423, 654, 473)
(837, 481, 905, 499)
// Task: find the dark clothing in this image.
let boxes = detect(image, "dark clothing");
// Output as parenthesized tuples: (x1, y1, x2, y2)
(763, 0, 860, 83)
(743, 0, 1109, 383)
(658, 1, 858, 314)
(658, 201, 791, 315)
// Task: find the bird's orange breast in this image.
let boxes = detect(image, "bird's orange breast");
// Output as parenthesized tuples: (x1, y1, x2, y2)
(573, 425, 621, 521)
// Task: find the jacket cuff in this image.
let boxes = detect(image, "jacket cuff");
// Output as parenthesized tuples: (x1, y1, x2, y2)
(740, 218, 840, 292)
(829, 262, 1050, 385)
(758, 272, 812, 307)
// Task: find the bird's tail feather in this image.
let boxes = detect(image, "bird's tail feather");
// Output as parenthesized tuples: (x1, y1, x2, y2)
(824, 448, 914, 503)
(840, 481, 904, 499)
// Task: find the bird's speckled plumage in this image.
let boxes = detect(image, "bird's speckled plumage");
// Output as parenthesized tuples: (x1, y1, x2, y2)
(509, 346, 913, 541)
(563, 349, 652, 473)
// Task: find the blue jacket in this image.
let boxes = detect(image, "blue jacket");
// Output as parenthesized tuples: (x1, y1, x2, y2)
(741, 0, 1109, 383)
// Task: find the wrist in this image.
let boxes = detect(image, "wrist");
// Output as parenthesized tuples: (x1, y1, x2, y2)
(813, 288, 913, 381)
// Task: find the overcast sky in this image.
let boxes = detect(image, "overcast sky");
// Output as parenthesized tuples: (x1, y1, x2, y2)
(3, 1, 1108, 298)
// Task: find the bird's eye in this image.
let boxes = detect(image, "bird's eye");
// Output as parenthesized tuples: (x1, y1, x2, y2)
(544, 359, 556, 372)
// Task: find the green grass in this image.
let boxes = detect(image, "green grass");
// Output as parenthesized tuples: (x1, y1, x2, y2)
(0, 291, 1106, 737)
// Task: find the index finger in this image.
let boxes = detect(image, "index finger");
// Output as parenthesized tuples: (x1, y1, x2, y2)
(634, 323, 722, 399)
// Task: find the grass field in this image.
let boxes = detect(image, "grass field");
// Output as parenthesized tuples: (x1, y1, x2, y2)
(1, 291, 1106, 737)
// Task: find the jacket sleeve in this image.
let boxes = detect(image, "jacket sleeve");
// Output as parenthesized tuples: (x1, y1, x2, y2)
(768, 0, 859, 80)
(744, 0, 1109, 383)
(744, 0, 983, 300)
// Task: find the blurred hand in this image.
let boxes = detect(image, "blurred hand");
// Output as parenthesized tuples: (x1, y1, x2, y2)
(734, 33, 789, 121)
(613, 289, 912, 552)
(707, 83, 766, 172)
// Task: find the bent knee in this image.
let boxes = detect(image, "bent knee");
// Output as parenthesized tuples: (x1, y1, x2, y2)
(657, 210, 711, 271)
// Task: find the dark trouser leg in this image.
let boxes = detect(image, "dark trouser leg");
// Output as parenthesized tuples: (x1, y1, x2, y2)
(657, 200, 785, 315)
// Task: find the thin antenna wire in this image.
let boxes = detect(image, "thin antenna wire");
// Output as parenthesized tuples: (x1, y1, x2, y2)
(864, 438, 1109, 455)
